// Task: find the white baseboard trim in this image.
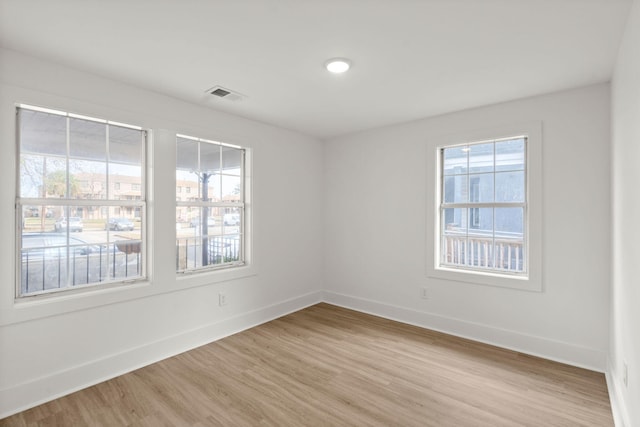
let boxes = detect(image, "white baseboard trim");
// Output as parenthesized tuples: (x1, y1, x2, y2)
(323, 291, 607, 372)
(606, 362, 631, 427)
(0, 290, 323, 419)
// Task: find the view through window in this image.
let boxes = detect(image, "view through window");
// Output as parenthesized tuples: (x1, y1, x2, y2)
(176, 134, 245, 272)
(17, 105, 146, 297)
(440, 136, 527, 275)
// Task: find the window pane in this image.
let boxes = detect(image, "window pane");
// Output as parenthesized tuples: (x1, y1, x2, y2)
(468, 143, 494, 173)
(443, 175, 468, 203)
(177, 205, 242, 272)
(204, 172, 221, 202)
(200, 142, 220, 173)
(19, 109, 66, 156)
(222, 209, 242, 227)
(176, 171, 200, 201)
(221, 175, 242, 202)
(215, 233, 241, 263)
(70, 159, 107, 200)
(177, 206, 235, 271)
(178, 207, 195, 229)
(20, 155, 68, 199)
(67, 204, 142, 284)
(495, 171, 525, 202)
(495, 207, 523, 236)
(111, 165, 142, 201)
(222, 146, 242, 175)
(176, 207, 192, 270)
(70, 117, 106, 161)
(468, 207, 493, 234)
(493, 242, 524, 271)
(494, 207, 524, 271)
(22, 204, 57, 233)
(110, 125, 142, 165)
(42, 158, 69, 199)
(20, 154, 46, 198)
(442, 208, 467, 235)
(109, 215, 143, 281)
(443, 146, 467, 175)
(176, 137, 199, 172)
(188, 206, 218, 236)
(468, 206, 493, 269)
(442, 208, 467, 267)
(469, 174, 493, 203)
(496, 138, 525, 172)
(21, 229, 70, 295)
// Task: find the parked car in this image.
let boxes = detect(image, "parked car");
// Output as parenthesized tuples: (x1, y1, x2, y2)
(223, 213, 240, 226)
(190, 217, 215, 228)
(106, 217, 135, 231)
(54, 217, 83, 232)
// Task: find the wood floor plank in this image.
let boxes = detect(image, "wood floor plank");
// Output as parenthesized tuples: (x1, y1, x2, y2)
(0, 303, 613, 426)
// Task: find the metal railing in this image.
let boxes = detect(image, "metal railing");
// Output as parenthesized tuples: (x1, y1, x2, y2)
(21, 241, 142, 296)
(176, 235, 241, 271)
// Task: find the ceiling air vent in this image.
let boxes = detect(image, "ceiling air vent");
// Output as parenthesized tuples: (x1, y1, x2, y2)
(205, 85, 245, 102)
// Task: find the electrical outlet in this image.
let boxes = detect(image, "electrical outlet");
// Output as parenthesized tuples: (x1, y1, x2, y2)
(623, 362, 628, 387)
(218, 293, 227, 307)
(421, 287, 429, 299)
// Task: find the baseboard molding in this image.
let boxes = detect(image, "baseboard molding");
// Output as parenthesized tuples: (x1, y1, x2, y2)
(323, 291, 607, 372)
(606, 362, 631, 427)
(0, 290, 323, 419)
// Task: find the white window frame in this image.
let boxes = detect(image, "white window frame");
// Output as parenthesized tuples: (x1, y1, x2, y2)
(426, 122, 542, 292)
(175, 134, 246, 274)
(15, 104, 148, 299)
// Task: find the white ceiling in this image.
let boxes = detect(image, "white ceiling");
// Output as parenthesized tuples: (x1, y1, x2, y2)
(0, 0, 633, 140)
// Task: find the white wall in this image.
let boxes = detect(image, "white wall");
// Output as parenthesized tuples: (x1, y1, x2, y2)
(324, 84, 611, 371)
(0, 49, 325, 417)
(610, 0, 640, 425)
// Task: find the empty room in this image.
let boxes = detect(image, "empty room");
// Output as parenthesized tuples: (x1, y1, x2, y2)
(0, 1, 638, 426)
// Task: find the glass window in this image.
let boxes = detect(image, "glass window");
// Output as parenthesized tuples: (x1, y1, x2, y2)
(17, 105, 146, 297)
(439, 137, 527, 275)
(176, 134, 245, 272)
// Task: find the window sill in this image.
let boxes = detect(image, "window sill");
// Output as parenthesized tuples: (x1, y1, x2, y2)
(1, 265, 256, 326)
(176, 264, 255, 288)
(428, 265, 542, 292)
(4, 279, 152, 326)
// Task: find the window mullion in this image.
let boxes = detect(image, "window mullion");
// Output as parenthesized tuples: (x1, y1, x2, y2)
(493, 143, 497, 269)
(65, 116, 71, 288)
(442, 202, 525, 209)
(140, 130, 147, 201)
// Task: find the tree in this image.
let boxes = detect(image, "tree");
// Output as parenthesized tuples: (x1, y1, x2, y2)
(46, 170, 79, 198)
(20, 156, 78, 230)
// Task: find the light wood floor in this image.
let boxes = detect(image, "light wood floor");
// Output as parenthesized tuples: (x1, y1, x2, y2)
(1, 303, 613, 426)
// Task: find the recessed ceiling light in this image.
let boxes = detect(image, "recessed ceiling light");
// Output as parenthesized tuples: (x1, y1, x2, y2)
(325, 58, 351, 74)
